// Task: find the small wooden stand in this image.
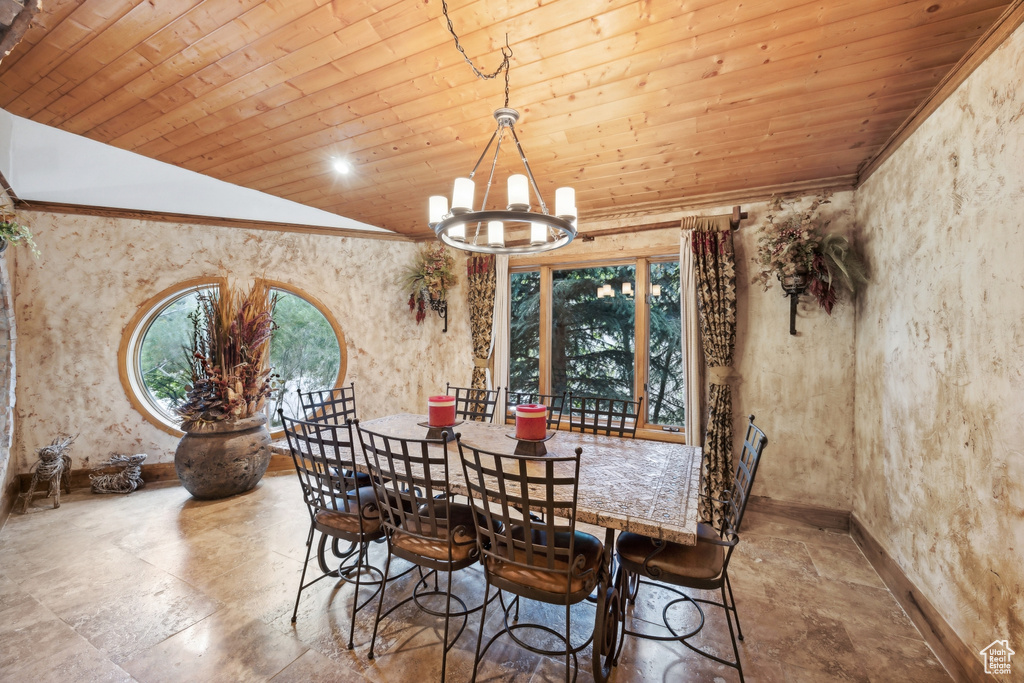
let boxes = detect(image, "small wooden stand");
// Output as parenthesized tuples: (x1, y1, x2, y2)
(506, 431, 556, 456)
(417, 420, 463, 441)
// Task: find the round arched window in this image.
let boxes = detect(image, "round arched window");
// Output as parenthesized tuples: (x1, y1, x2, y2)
(264, 282, 344, 429)
(119, 278, 346, 436)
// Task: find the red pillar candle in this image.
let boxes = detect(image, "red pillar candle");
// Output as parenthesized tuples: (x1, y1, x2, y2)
(515, 404, 548, 441)
(428, 395, 456, 427)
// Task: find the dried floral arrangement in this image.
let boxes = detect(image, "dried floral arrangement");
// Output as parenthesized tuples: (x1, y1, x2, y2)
(402, 243, 457, 324)
(177, 280, 278, 427)
(752, 192, 868, 314)
(0, 207, 40, 257)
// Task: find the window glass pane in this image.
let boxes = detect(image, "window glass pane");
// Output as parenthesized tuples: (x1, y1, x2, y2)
(552, 265, 635, 400)
(647, 261, 685, 426)
(509, 271, 540, 395)
(267, 289, 342, 428)
(138, 289, 210, 424)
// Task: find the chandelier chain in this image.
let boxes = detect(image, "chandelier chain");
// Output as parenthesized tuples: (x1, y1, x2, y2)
(440, 0, 512, 107)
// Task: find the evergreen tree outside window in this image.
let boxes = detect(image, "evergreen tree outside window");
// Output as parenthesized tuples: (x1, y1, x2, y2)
(551, 265, 636, 400)
(646, 261, 685, 426)
(507, 257, 685, 435)
(266, 288, 342, 428)
(138, 288, 211, 425)
(509, 271, 540, 395)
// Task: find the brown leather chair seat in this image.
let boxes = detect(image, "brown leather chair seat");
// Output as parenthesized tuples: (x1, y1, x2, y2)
(485, 526, 604, 596)
(313, 485, 382, 536)
(392, 502, 480, 562)
(616, 531, 725, 583)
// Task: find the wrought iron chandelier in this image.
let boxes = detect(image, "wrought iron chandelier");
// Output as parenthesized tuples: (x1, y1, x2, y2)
(428, 3, 577, 255)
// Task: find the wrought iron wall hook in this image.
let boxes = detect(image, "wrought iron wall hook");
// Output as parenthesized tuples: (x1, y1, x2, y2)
(785, 290, 799, 335)
(779, 272, 809, 335)
(428, 297, 448, 333)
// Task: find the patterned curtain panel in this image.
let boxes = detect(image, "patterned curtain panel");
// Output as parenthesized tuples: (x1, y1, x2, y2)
(687, 217, 737, 526)
(467, 255, 496, 390)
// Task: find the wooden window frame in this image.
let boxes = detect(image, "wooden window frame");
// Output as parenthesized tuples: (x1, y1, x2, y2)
(118, 277, 346, 439)
(511, 249, 685, 444)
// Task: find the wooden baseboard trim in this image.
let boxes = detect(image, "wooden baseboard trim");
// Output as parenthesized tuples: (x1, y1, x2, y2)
(0, 477, 18, 531)
(746, 494, 851, 532)
(15, 454, 293, 494)
(851, 514, 982, 683)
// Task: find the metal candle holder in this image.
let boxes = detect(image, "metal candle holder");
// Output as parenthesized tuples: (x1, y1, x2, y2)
(506, 431, 556, 456)
(417, 420, 463, 440)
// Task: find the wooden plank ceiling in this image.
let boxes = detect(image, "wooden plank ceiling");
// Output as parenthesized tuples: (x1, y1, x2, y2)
(0, 0, 1012, 237)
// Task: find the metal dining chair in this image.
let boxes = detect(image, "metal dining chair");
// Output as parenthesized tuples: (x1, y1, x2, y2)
(614, 415, 768, 682)
(279, 414, 386, 650)
(567, 394, 643, 438)
(296, 384, 373, 489)
(503, 389, 568, 430)
(457, 441, 619, 683)
(297, 382, 358, 425)
(354, 421, 490, 682)
(446, 382, 501, 422)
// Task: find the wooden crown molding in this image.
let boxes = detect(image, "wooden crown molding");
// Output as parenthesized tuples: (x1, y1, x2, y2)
(14, 200, 411, 242)
(857, 0, 1024, 185)
(579, 176, 856, 227)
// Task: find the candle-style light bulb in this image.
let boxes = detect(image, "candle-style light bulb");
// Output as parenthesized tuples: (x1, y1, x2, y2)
(487, 221, 504, 247)
(508, 174, 529, 210)
(623, 282, 633, 296)
(555, 187, 576, 220)
(452, 177, 474, 213)
(429, 195, 448, 224)
(448, 222, 465, 242)
(530, 222, 547, 245)
(651, 284, 662, 296)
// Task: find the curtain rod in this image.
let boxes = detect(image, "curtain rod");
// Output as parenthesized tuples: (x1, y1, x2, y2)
(680, 205, 749, 231)
(580, 206, 747, 241)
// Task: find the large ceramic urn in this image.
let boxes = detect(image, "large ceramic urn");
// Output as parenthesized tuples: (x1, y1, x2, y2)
(174, 413, 272, 500)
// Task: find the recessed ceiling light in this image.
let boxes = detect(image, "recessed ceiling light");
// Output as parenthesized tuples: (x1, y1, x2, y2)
(332, 158, 352, 174)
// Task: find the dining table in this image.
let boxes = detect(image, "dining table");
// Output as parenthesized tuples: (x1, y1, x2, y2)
(272, 412, 703, 680)
(350, 413, 703, 544)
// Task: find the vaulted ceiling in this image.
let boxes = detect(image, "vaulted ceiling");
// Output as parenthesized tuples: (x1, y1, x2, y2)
(0, 0, 1015, 237)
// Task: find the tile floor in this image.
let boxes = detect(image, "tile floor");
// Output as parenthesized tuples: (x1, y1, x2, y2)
(0, 474, 950, 682)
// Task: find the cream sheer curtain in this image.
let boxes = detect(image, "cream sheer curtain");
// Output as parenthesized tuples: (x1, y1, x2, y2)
(489, 255, 510, 423)
(680, 228, 704, 446)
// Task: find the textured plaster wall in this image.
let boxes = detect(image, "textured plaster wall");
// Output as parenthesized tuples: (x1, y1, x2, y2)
(0, 255, 16, 511)
(854, 22, 1024, 669)
(521, 194, 858, 510)
(7, 213, 470, 474)
(0, 185, 17, 520)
